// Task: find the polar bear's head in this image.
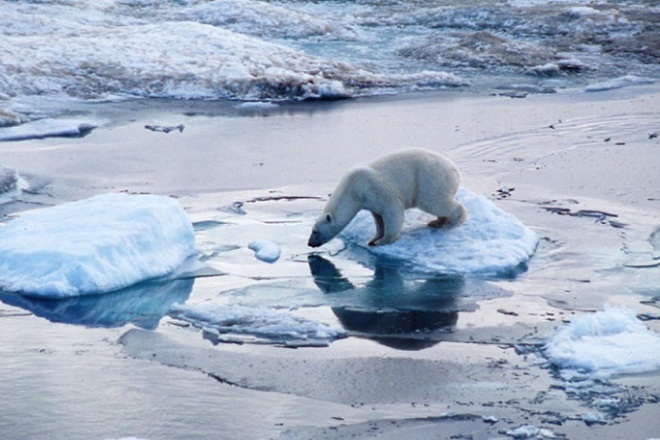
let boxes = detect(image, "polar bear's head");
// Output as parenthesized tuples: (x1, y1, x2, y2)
(308, 213, 341, 247)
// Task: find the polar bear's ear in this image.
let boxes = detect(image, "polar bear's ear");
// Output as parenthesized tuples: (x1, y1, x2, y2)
(325, 213, 333, 223)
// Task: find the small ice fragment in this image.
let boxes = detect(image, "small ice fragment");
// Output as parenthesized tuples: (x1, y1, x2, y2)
(248, 240, 281, 263)
(144, 124, 185, 133)
(585, 75, 655, 92)
(506, 424, 556, 439)
(582, 412, 607, 425)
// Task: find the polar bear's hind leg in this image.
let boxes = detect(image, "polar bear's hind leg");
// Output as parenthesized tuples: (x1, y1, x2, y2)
(421, 198, 466, 229)
(428, 217, 449, 228)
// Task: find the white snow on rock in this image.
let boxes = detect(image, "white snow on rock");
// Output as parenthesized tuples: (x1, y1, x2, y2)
(339, 188, 538, 277)
(543, 306, 660, 379)
(169, 302, 346, 347)
(248, 240, 281, 263)
(0, 193, 197, 298)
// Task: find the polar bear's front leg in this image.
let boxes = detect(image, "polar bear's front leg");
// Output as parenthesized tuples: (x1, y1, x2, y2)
(368, 212, 385, 246)
(368, 207, 404, 246)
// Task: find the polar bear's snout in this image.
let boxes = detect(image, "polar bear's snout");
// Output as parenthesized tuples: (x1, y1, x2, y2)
(308, 229, 325, 247)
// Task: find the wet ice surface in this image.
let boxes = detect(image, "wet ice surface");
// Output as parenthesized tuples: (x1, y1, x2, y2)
(1, 91, 659, 439)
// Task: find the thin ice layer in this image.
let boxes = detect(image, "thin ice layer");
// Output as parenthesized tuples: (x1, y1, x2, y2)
(169, 302, 346, 347)
(339, 188, 538, 277)
(0, 193, 197, 298)
(544, 306, 660, 379)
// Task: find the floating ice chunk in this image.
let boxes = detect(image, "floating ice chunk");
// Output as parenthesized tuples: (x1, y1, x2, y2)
(543, 306, 660, 379)
(585, 75, 655, 92)
(169, 302, 346, 347)
(0, 166, 28, 205)
(0, 118, 98, 141)
(339, 188, 538, 277)
(0, 193, 197, 298)
(248, 240, 281, 263)
(506, 424, 556, 439)
(235, 101, 280, 110)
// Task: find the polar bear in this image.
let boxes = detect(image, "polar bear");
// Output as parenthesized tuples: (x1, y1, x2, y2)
(308, 148, 467, 247)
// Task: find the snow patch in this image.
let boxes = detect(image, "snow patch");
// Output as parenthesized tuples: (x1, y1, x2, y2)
(169, 302, 346, 347)
(339, 188, 538, 277)
(543, 306, 660, 379)
(248, 240, 281, 263)
(0, 193, 197, 298)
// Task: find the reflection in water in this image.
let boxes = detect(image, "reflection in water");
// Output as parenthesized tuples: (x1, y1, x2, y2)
(0, 278, 194, 329)
(308, 255, 464, 350)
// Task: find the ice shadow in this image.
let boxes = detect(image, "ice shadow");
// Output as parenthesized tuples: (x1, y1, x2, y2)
(308, 255, 466, 350)
(0, 278, 194, 329)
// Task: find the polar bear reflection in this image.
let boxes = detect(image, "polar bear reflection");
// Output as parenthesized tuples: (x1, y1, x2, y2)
(308, 255, 466, 350)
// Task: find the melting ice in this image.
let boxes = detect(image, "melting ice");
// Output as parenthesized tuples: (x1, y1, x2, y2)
(0, 193, 197, 298)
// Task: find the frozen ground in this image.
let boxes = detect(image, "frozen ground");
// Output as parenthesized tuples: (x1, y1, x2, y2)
(0, 85, 659, 439)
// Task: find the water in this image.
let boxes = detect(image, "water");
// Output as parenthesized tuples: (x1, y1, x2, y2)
(1, 0, 659, 126)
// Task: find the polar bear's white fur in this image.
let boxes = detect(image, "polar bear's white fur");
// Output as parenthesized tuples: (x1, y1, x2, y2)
(308, 148, 467, 247)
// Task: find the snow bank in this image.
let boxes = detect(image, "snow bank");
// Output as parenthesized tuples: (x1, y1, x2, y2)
(169, 302, 346, 347)
(248, 240, 281, 263)
(0, 193, 197, 298)
(585, 75, 655, 92)
(339, 188, 538, 277)
(544, 307, 660, 379)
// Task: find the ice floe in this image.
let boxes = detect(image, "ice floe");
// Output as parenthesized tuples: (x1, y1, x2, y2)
(169, 302, 346, 347)
(543, 306, 660, 379)
(0, 193, 197, 298)
(339, 188, 538, 277)
(0, 118, 99, 141)
(248, 240, 281, 263)
(585, 75, 655, 92)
